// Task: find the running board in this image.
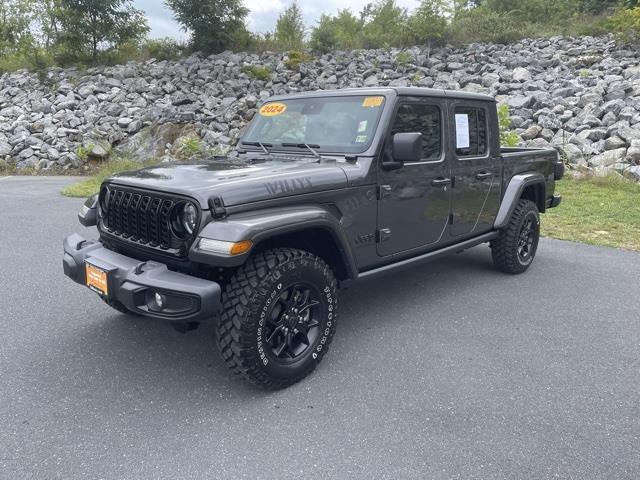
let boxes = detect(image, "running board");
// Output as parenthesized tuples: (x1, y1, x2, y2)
(358, 231, 498, 280)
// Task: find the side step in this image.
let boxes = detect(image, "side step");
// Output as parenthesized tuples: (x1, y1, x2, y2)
(358, 232, 498, 280)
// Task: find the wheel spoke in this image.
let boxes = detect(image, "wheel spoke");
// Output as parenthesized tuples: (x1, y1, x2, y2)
(299, 300, 319, 314)
(306, 318, 320, 329)
(266, 326, 282, 344)
(274, 337, 288, 357)
(298, 289, 310, 306)
(296, 328, 310, 346)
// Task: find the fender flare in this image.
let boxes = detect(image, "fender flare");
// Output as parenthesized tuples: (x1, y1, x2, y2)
(190, 204, 358, 279)
(494, 173, 546, 229)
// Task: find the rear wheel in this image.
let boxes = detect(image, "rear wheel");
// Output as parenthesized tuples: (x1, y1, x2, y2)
(491, 199, 540, 274)
(216, 248, 338, 389)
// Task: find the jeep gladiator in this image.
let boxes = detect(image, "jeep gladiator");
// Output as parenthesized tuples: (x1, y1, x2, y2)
(63, 87, 564, 389)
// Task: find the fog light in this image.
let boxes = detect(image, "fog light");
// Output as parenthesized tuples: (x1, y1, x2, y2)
(154, 292, 165, 309)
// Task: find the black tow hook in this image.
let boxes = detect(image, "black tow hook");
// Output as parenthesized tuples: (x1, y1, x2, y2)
(134, 262, 148, 275)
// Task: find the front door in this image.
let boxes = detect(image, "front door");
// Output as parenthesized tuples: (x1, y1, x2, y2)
(377, 98, 452, 256)
(449, 102, 501, 237)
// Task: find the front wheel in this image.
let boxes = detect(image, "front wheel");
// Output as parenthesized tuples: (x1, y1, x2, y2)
(216, 248, 338, 389)
(490, 199, 540, 274)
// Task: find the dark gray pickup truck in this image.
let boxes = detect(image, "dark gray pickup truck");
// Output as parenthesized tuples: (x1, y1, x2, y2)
(63, 87, 563, 389)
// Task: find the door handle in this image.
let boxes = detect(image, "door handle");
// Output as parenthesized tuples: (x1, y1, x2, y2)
(431, 178, 452, 187)
(476, 172, 493, 180)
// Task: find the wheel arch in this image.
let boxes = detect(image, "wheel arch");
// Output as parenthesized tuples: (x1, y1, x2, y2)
(191, 205, 358, 281)
(494, 173, 546, 229)
(252, 226, 355, 281)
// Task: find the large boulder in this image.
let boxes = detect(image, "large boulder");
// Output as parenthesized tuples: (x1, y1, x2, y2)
(115, 123, 199, 163)
(589, 148, 628, 167)
(617, 126, 640, 144)
(83, 139, 112, 159)
(625, 165, 640, 181)
(512, 67, 531, 82)
(558, 143, 586, 166)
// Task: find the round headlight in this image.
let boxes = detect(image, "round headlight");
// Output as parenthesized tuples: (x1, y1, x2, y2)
(181, 202, 198, 234)
(99, 187, 110, 214)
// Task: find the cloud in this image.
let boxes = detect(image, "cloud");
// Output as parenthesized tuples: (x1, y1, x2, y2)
(147, 15, 189, 40)
(245, 0, 286, 13)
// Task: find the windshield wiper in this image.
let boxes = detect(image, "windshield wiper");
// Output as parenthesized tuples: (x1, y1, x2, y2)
(240, 141, 273, 155)
(281, 143, 322, 159)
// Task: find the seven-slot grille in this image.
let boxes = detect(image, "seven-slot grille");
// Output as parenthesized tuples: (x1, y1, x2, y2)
(100, 185, 183, 252)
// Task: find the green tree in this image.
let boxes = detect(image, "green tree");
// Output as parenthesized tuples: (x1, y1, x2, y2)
(407, 0, 450, 49)
(333, 9, 363, 49)
(275, 1, 305, 50)
(578, 0, 632, 14)
(450, 6, 530, 44)
(35, 0, 61, 48)
(309, 14, 338, 53)
(55, 0, 148, 62)
(360, 0, 409, 48)
(165, 0, 248, 53)
(482, 0, 574, 20)
(609, 6, 640, 43)
(0, 0, 34, 55)
(309, 9, 363, 52)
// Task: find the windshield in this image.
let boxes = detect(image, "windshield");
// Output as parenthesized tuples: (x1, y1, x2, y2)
(242, 95, 387, 154)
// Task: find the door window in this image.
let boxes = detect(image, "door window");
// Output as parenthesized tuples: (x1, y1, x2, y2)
(454, 107, 487, 157)
(390, 104, 442, 162)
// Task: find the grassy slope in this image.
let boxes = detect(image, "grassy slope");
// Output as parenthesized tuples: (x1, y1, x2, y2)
(542, 175, 640, 251)
(61, 158, 141, 197)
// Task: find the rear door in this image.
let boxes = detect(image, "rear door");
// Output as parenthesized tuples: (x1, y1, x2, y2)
(449, 101, 501, 237)
(377, 97, 452, 256)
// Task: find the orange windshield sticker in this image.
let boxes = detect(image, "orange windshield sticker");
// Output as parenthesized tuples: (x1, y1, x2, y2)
(259, 102, 287, 116)
(362, 96, 384, 108)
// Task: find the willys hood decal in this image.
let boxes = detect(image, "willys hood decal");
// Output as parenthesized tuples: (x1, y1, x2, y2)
(107, 158, 349, 207)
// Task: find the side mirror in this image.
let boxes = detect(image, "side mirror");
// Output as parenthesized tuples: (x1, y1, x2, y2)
(392, 132, 423, 163)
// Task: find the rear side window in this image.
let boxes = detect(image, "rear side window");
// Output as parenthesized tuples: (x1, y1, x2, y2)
(390, 104, 442, 161)
(454, 106, 488, 157)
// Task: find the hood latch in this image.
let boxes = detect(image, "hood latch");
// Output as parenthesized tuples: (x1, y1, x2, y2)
(208, 195, 227, 219)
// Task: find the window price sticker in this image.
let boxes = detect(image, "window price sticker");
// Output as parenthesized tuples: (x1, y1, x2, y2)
(362, 96, 385, 108)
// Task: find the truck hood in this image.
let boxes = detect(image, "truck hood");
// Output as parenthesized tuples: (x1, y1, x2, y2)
(107, 158, 349, 207)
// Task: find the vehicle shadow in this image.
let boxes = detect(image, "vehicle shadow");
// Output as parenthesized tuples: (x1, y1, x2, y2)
(62, 247, 496, 399)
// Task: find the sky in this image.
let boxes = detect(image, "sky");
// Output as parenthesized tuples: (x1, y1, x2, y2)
(134, 0, 420, 39)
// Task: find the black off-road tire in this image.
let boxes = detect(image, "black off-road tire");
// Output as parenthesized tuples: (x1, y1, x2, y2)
(101, 297, 139, 316)
(216, 248, 338, 390)
(491, 199, 540, 274)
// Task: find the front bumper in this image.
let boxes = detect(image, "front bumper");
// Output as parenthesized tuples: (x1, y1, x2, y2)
(62, 234, 221, 322)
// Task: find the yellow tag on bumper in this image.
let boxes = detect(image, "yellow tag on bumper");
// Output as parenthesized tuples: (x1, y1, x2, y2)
(86, 263, 108, 296)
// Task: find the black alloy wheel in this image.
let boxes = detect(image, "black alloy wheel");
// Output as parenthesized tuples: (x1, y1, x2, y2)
(217, 248, 338, 389)
(263, 283, 322, 361)
(490, 199, 540, 274)
(517, 217, 537, 264)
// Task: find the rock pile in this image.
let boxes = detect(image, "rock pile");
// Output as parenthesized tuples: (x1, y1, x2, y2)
(1, 34, 639, 180)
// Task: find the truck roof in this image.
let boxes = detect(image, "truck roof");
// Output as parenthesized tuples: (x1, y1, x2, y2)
(267, 87, 496, 103)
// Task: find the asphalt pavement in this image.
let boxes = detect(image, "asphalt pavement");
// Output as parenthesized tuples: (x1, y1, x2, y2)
(1, 176, 639, 479)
